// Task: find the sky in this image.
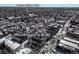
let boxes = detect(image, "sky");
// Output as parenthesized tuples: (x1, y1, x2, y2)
(0, 4, 79, 7)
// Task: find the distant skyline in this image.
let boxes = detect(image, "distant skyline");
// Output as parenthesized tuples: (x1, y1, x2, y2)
(40, 4, 79, 7)
(0, 4, 79, 7)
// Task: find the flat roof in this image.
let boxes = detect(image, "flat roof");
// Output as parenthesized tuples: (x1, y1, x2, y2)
(60, 39, 79, 49)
